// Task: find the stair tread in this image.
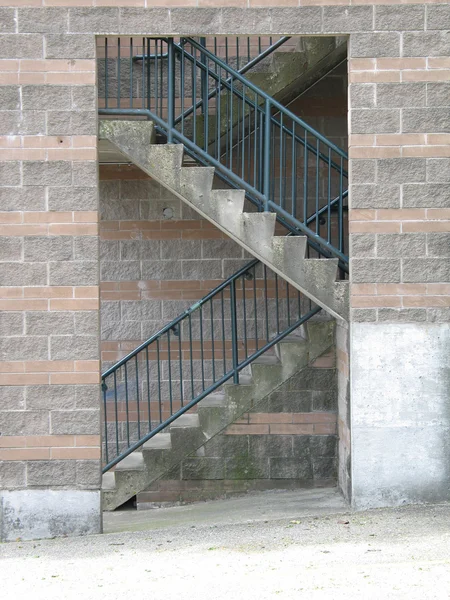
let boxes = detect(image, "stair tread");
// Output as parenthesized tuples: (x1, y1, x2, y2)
(170, 413, 200, 428)
(279, 335, 308, 344)
(143, 433, 172, 451)
(225, 374, 253, 386)
(199, 392, 227, 408)
(114, 452, 145, 471)
(252, 355, 281, 366)
(102, 472, 116, 491)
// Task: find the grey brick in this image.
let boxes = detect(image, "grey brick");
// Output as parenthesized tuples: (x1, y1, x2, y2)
(426, 5, 450, 31)
(375, 5, 424, 31)
(427, 308, 450, 323)
(0, 187, 46, 211)
(377, 233, 426, 258)
(351, 308, 377, 323)
(0, 312, 24, 336)
(161, 239, 201, 260)
(182, 457, 224, 480)
(122, 240, 160, 261)
(141, 260, 181, 280)
(99, 198, 140, 221)
(349, 33, 400, 58)
(202, 239, 242, 259)
(351, 109, 400, 134)
(351, 258, 401, 283)
(0, 237, 23, 262)
(18, 8, 69, 33)
(50, 335, 98, 360)
(50, 409, 99, 435)
(270, 457, 313, 479)
(48, 187, 98, 211)
(75, 385, 100, 409)
(0, 8, 15, 32)
(248, 435, 293, 458)
(23, 161, 72, 186)
(0, 110, 46, 135)
(101, 261, 140, 282)
(376, 83, 426, 109)
(71, 86, 96, 111)
(292, 436, 310, 459)
(0, 86, 20, 110)
(0, 162, 21, 187)
(378, 308, 427, 322)
(312, 390, 338, 412)
(350, 233, 375, 258)
(49, 261, 98, 286)
(349, 160, 376, 184)
(74, 236, 98, 261)
(427, 233, 450, 257)
(72, 161, 97, 187)
(100, 301, 121, 326)
(75, 311, 98, 335)
(100, 240, 119, 261)
(0, 386, 25, 411)
(119, 7, 170, 34)
(101, 320, 141, 341)
(47, 110, 96, 136)
(76, 460, 101, 487)
(24, 236, 73, 262)
(402, 108, 450, 134)
(45, 34, 96, 59)
(427, 159, 450, 183)
(323, 6, 373, 33)
(402, 32, 450, 58)
(225, 455, 270, 479)
(350, 184, 400, 209)
(403, 258, 450, 283)
(269, 7, 322, 34)
(312, 457, 336, 480)
(268, 390, 312, 413)
(0, 263, 47, 286)
(377, 158, 426, 184)
(0, 462, 26, 488)
(27, 460, 76, 486)
(0, 34, 43, 59)
(121, 300, 162, 322)
(0, 335, 48, 360)
(222, 259, 252, 279)
(0, 410, 49, 436)
(427, 83, 450, 108)
(25, 385, 76, 410)
(182, 259, 221, 280)
(26, 312, 74, 335)
(403, 184, 450, 208)
(349, 84, 375, 109)
(120, 179, 159, 199)
(310, 436, 337, 458)
(22, 85, 72, 111)
(69, 7, 119, 32)
(161, 300, 193, 320)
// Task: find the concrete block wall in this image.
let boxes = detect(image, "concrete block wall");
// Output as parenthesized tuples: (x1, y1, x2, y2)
(137, 351, 337, 507)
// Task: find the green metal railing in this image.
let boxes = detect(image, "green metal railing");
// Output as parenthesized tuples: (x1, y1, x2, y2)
(102, 259, 320, 472)
(99, 36, 349, 269)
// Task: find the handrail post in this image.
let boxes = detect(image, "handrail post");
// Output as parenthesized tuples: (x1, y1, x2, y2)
(263, 97, 271, 212)
(230, 279, 239, 384)
(167, 37, 175, 143)
(199, 37, 208, 116)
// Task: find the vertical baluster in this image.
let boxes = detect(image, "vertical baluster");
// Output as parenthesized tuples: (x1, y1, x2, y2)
(146, 346, 151, 432)
(130, 38, 133, 110)
(263, 98, 271, 212)
(124, 363, 130, 447)
(146, 38, 151, 111)
(279, 113, 284, 210)
(303, 130, 308, 225)
(229, 77, 233, 170)
(286, 280, 291, 327)
(241, 86, 246, 181)
(154, 39, 159, 116)
(247, 36, 251, 65)
(225, 37, 228, 66)
(193, 44, 197, 146)
(178, 325, 184, 407)
(258, 104, 263, 195)
(188, 314, 194, 398)
(117, 37, 121, 109)
(275, 273, 280, 335)
(167, 38, 175, 142)
(264, 265, 269, 342)
(291, 122, 296, 220)
(236, 37, 239, 71)
(339, 157, 344, 253)
(204, 57, 209, 153)
(242, 275, 248, 359)
(167, 330, 173, 416)
(221, 290, 226, 376)
(328, 148, 332, 244)
(156, 338, 162, 424)
(199, 306, 205, 392)
(210, 299, 216, 383)
(215, 65, 220, 160)
(104, 38, 108, 109)
(253, 98, 257, 189)
(316, 139, 320, 235)
(141, 37, 145, 110)
(160, 39, 164, 120)
(135, 354, 140, 440)
(102, 379, 109, 465)
(113, 370, 119, 457)
(230, 279, 239, 384)
(298, 290, 301, 320)
(253, 265, 258, 352)
(236, 85, 240, 178)
(181, 40, 185, 135)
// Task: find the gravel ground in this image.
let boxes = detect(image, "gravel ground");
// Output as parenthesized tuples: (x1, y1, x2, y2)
(1, 489, 450, 599)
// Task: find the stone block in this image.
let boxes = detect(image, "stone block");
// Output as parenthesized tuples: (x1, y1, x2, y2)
(427, 309, 450, 323)
(49, 261, 98, 286)
(202, 239, 243, 259)
(427, 233, 450, 257)
(312, 457, 337, 479)
(270, 457, 313, 479)
(0, 86, 20, 110)
(0, 462, 26, 489)
(0, 8, 15, 32)
(182, 457, 225, 480)
(288, 367, 336, 392)
(0, 262, 47, 286)
(0, 410, 49, 436)
(377, 158, 426, 184)
(375, 5, 424, 31)
(23, 161, 72, 187)
(310, 436, 337, 458)
(350, 233, 375, 258)
(27, 460, 76, 486)
(101, 320, 141, 342)
(350, 184, 400, 209)
(161, 239, 201, 260)
(24, 236, 73, 262)
(426, 5, 450, 30)
(68, 7, 119, 32)
(0, 187, 46, 211)
(50, 409, 99, 435)
(323, 6, 373, 33)
(18, 8, 69, 33)
(248, 435, 293, 458)
(351, 109, 400, 134)
(45, 33, 96, 59)
(100, 240, 119, 261)
(349, 84, 375, 109)
(351, 258, 401, 283)
(75, 385, 100, 409)
(268, 390, 312, 413)
(141, 260, 181, 280)
(349, 160, 376, 184)
(76, 460, 101, 487)
(48, 186, 98, 211)
(72, 86, 96, 111)
(377, 308, 427, 323)
(0, 110, 46, 136)
(403, 258, 450, 283)
(349, 33, 400, 58)
(0, 386, 25, 411)
(121, 300, 162, 322)
(427, 83, 450, 108)
(377, 233, 426, 258)
(269, 7, 322, 34)
(50, 334, 98, 360)
(225, 455, 269, 479)
(47, 110, 97, 136)
(74, 237, 98, 261)
(351, 308, 377, 323)
(376, 83, 426, 109)
(25, 385, 76, 410)
(312, 390, 338, 411)
(120, 179, 159, 200)
(101, 261, 141, 282)
(182, 259, 221, 280)
(427, 160, 450, 184)
(402, 32, 450, 58)
(0, 237, 23, 262)
(403, 184, 450, 208)
(202, 434, 248, 458)
(403, 108, 450, 134)
(75, 312, 98, 335)
(119, 8, 170, 35)
(0, 34, 43, 59)
(26, 312, 74, 336)
(0, 162, 21, 187)
(222, 259, 252, 279)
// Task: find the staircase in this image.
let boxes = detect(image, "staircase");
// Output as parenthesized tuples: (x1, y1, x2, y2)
(98, 35, 348, 509)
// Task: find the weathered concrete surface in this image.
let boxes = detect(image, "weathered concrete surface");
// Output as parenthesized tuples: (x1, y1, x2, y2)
(351, 323, 450, 509)
(0, 490, 101, 542)
(1, 489, 450, 600)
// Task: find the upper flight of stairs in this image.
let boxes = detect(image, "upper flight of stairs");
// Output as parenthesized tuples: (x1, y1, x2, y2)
(102, 320, 334, 510)
(99, 120, 349, 322)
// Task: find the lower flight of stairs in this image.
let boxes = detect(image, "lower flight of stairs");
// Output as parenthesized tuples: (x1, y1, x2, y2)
(102, 319, 334, 511)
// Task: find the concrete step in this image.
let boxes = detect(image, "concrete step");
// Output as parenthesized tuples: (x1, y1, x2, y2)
(170, 413, 200, 428)
(114, 452, 145, 472)
(101, 472, 116, 491)
(143, 433, 172, 451)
